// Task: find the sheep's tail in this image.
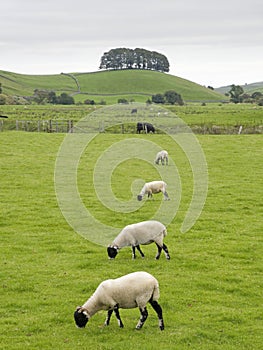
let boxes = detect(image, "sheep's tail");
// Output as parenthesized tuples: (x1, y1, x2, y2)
(162, 228, 168, 237)
(151, 279, 160, 301)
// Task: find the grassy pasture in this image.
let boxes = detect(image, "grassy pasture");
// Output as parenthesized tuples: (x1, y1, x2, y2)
(0, 103, 262, 131)
(0, 132, 262, 350)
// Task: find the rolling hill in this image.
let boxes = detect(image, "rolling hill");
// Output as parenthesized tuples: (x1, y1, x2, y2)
(0, 69, 226, 103)
(215, 81, 263, 95)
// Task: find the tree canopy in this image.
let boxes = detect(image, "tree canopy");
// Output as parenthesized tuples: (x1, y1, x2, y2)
(151, 90, 184, 105)
(99, 48, 170, 73)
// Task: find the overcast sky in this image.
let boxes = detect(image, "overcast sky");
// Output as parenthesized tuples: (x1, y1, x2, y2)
(1, 0, 262, 87)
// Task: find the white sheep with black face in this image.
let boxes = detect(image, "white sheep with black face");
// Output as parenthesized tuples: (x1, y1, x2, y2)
(107, 220, 170, 260)
(74, 271, 164, 331)
(155, 150, 168, 165)
(137, 180, 170, 201)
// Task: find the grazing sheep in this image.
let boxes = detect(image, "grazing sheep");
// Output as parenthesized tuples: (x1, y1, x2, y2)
(155, 150, 168, 165)
(107, 220, 170, 260)
(74, 271, 164, 330)
(137, 180, 170, 201)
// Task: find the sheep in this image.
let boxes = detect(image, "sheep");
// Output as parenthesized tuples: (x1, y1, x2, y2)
(155, 150, 168, 165)
(137, 180, 170, 201)
(107, 220, 170, 260)
(74, 271, 164, 331)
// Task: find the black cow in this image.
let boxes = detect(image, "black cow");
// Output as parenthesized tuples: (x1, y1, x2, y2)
(131, 108, 137, 114)
(136, 122, 155, 134)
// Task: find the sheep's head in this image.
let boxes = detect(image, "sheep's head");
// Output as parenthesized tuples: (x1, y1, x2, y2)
(107, 246, 118, 259)
(137, 195, 143, 201)
(74, 307, 89, 328)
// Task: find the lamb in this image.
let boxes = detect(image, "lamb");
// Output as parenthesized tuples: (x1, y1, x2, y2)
(155, 150, 168, 165)
(137, 180, 170, 201)
(107, 220, 170, 260)
(74, 271, 164, 331)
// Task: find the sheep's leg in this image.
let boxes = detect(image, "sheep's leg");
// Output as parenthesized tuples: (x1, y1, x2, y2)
(113, 305, 124, 328)
(104, 309, 113, 326)
(162, 243, 170, 260)
(136, 245, 145, 258)
(132, 246, 136, 259)
(147, 191, 153, 199)
(155, 243, 162, 260)
(136, 307, 148, 329)
(149, 300, 164, 330)
(163, 191, 170, 200)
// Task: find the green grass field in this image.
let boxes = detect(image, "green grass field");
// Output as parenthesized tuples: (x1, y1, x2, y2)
(0, 103, 262, 132)
(0, 131, 262, 349)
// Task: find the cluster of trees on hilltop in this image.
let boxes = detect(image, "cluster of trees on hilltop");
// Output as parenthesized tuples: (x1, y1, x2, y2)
(99, 48, 170, 72)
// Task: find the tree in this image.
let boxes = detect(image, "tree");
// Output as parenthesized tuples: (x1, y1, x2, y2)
(0, 94, 6, 105)
(251, 91, 263, 100)
(99, 48, 170, 72)
(152, 93, 165, 104)
(164, 90, 184, 105)
(57, 93, 75, 105)
(47, 91, 58, 104)
(151, 90, 184, 105)
(228, 84, 244, 103)
(33, 89, 49, 104)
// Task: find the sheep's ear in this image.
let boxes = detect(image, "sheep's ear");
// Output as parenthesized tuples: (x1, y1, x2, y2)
(83, 310, 89, 317)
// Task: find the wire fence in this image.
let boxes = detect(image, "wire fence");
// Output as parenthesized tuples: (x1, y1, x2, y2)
(0, 119, 262, 134)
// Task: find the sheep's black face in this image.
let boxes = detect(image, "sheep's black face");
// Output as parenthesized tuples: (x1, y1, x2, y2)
(137, 195, 143, 201)
(74, 307, 89, 328)
(107, 246, 118, 259)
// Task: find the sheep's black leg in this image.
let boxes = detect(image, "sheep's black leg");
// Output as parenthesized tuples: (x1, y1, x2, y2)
(132, 246, 136, 259)
(163, 191, 170, 200)
(155, 243, 162, 260)
(114, 305, 124, 328)
(150, 300, 164, 330)
(104, 309, 113, 326)
(136, 245, 145, 258)
(136, 307, 148, 329)
(162, 243, 170, 260)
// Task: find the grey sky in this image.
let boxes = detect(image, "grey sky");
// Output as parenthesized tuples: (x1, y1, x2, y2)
(1, 0, 262, 87)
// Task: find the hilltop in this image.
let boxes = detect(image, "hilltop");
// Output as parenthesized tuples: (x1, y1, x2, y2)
(0, 69, 226, 104)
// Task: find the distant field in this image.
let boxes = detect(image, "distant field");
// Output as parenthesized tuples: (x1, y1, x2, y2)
(0, 132, 262, 349)
(0, 103, 262, 134)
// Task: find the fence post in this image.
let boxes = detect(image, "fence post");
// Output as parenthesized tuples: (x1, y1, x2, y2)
(67, 120, 73, 133)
